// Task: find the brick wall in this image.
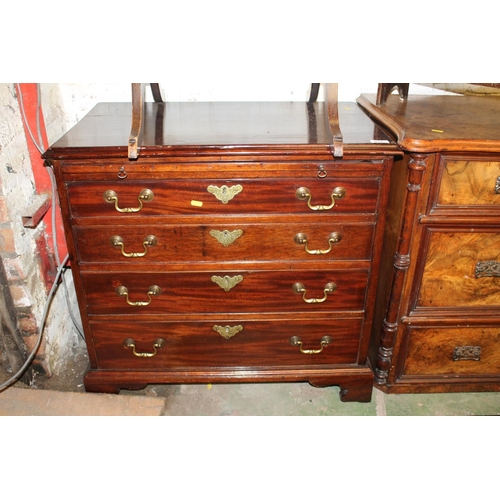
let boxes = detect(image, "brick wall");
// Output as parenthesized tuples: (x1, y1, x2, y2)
(0, 83, 79, 381)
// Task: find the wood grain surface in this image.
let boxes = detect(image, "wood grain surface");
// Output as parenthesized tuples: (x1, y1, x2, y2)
(404, 327, 500, 376)
(438, 159, 500, 206)
(418, 230, 500, 308)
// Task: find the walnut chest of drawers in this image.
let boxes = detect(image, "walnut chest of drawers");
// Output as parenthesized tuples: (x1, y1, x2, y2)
(358, 93, 500, 394)
(44, 100, 398, 402)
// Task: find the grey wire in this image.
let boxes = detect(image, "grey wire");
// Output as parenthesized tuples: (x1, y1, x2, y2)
(0, 254, 70, 391)
(15, 83, 45, 155)
(36, 83, 47, 152)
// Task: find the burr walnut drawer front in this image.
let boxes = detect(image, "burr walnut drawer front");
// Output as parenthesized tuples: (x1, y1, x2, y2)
(435, 157, 500, 209)
(65, 177, 381, 217)
(73, 222, 375, 264)
(81, 270, 369, 315)
(89, 318, 363, 369)
(417, 229, 500, 309)
(402, 326, 500, 377)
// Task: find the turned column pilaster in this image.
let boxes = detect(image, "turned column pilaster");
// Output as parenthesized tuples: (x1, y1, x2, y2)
(375, 153, 428, 384)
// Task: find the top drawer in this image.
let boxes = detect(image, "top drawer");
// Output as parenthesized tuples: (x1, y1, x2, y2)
(434, 156, 500, 210)
(65, 177, 381, 218)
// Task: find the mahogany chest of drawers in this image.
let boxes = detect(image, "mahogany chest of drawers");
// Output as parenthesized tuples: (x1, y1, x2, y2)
(358, 93, 500, 394)
(44, 100, 398, 402)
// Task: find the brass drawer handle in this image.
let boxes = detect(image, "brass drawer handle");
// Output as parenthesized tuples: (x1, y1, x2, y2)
(294, 232, 342, 254)
(110, 234, 157, 257)
(296, 186, 346, 211)
(207, 184, 243, 204)
(453, 346, 481, 361)
(289, 335, 333, 354)
(475, 261, 500, 278)
(124, 338, 166, 357)
(213, 325, 244, 339)
(293, 282, 337, 303)
(495, 176, 500, 194)
(115, 285, 161, 306)
(104, 188, 154, 213)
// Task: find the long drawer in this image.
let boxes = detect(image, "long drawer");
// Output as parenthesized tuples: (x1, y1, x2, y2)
(73, 222, 375, 264)
(66, 177, 381, 217)
(402, 326, 500, 377)
(417, 229, 500, 309)
(81, 269, 369, 315)
(89, 317, 363, 369)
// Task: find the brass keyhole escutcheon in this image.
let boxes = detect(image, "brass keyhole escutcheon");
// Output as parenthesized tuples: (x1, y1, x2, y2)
(213, 325, 244, 339)
(296, 186, 346, 211)
(209, 229, 244, 247)
(207, 184, 243, 204)
(211, 275, 244, 292)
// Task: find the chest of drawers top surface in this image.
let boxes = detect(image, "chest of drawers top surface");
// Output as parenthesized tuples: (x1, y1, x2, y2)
(43, 101, 397, 160)
(357, 93, 500, 153)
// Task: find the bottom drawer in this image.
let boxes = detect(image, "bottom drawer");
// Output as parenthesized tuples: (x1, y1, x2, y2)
(402, 326, 500, 377)
(89, 318, 363, 370)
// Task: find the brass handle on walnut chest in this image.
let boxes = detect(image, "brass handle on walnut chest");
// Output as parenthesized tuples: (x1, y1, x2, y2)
(110, 235, 157, 257)
(104, 188, 154, 213)
(294, 232, 342, 254)
(115, 285, 161, 306)
(293, 282, 337, 303)
(295, 186, 346, 211)
(124, 338, 166, 357)
(289, 335, 333, 354)
(475, 261, 500, 278)
(453, 346, 481, 361)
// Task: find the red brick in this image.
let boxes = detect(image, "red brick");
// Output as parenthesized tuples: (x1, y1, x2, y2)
(23, 333, 42, 351)
(3, 257, 26, 281)
(0, 198, 8, 221)
(9, 284, 32, 308)
(23, 334, 51, 376)
(0, 227, 16, 253)
(18, 313, 38, 335)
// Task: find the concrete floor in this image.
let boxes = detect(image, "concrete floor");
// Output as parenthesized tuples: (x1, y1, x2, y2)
(2, 341, 500, 415)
